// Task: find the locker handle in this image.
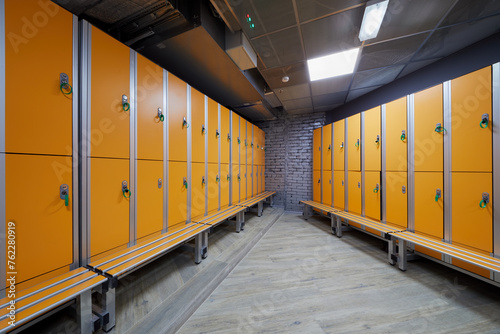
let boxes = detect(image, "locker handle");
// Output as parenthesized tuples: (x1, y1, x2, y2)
(238, 175, 241, 181)
(228, 133, 231, 141)
(238, 137, 240, 144)
(202, 176, 205, 185)
(318, 179, 321, 183)
(183, 117, 189, 128)
(216, 175, 220, 183)
(328, 145, 331, 150)
(400, 130, 406, 142)
(340, 142, 344, 149)
(480, 114, 489, 128)
(480, 192, 489, 208)
(251, 142, 253, 147)
(373, 184, 379, 193)
(435, 189, 441, 202)
(375, 135, 380, 146)
(60, 184, 69, 206)
(216, 129, 220, 138)
(434, 123, 446, 133)
(202, 124, 206, 134)
(122, 95, 130, 112)
(183, 177, 188, 189)
(257, 144, 260, 149)
(59, 73, 72, 95)
(355, 139, 359, 148)
(245, 140, 248, 147)
(157, 108, 164, 122)
(227, 175, 231, 181)
(122, 180, 131, 198)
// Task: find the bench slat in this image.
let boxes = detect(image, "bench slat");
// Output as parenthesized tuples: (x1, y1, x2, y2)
(237, 191, 275, 208)
(332, 211, 404, 234)
(192, 206, 245, 225)
(300, 200, 337, 214)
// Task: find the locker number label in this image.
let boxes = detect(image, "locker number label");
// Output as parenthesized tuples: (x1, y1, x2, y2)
(6, 221, 17, 327)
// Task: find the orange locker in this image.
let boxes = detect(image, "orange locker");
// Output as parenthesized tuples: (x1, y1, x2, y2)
(207, 163, 219, 213)
(191, 88, 206, 163)
(221, 106, 230, 164)
(232, 163, 240, 204)
(137, 54, 164, 161)
(137, 160, 163, 240)
(385, 172, 407, 228)
(322, 124, 332, 171)
(333, 120, 345, 171)
(240, 119, 247, 185)
(191, 162, 206, 219)
(313, 128, 321, 170)
(232, 112, 240, 165)
(90, 26, 130, 159)
(364, 171, 381, 220)
(221, 163, 230, 208)
(322, 171, 332, 206)
(414, 172, 443, 239)
(254, 127, 261, 166)
(5, 154, 73, 286)
(208, 98, 219, 164)
(168, 73, 187, 162)
(168, 161, 188, 227)
(261, 165, 266, 193)
(253, 165, 258, 197)
(313, 170, 321, 203)
(385, 97, 407, 171)
(451, 172, 492, 253)
(90, 158, 129, 257)
(333, 172, 344, 210)
(247, 122, 253, 167)
(246, 163, 252, 200)
(451, 67, 492, 172)
(348, 171, 362, 215)
(364, 107, 381, 171)
(5, 0, 73, 155)
(347, 114, 361, 171)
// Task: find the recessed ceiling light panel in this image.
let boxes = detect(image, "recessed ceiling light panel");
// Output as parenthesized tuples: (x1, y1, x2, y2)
(359, 0, 389, 41)
(307, 48, 360, 81)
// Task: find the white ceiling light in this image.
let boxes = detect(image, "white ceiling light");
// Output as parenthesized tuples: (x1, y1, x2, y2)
(359, 0, 389, 42)
(307, 48, 360, 81)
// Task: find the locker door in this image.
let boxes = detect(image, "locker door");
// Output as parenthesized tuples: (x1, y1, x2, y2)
(191, 88, 205, 163)
(247, 122, 253, 181)
(253, 165, 258, 197)
(191, 162, 206, 219)
(91, 26, 130, 159)
(347, 114, 361, 171)
(232, 163, 240, 204)
(254, 128, 261, 166)
(333, 120, 345, 171)
(313, 170, 321, 203)
(385, 97, 407, 171)
(364, 107, 381, 171)
(451, 67, 492, 172)
(168, 161, 187, 227)
(322, 171, 332, 206)
(255, 165, 260, 195)
(168, 73, 187, 162)
(137, 160, 163, 240)
(246, 164, 252, 200)
(5, 0, 73, 155)
(232, 113, 240, 165)
(313, 128, 321, 170)
(333, 172, 344, 210)
(348, 171, 362, 215)
(322, 124, 332, 171)
(364, 171, 381, 220)
(137, 54, 164, 161)
(208, 163, 219, 213)
(221, 106, 230, 164)
(452, 173, 492, 253)
(91, 158, 129, 257)
(221, 163, 230, 208)
(262, 165, 266, 192)
(208, 98, 219, 164)
(414, 172, 443, 239)
(5, 154, 73, 286)
(386, 172, 407, 228)
(414, 85, 443, 172)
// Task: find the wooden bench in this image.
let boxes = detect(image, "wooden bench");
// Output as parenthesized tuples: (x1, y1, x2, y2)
(192, 205, 248, 233)
(237, 191, 276, 217)
(0, 268, 107, 334)
(300, 200, 339, 233)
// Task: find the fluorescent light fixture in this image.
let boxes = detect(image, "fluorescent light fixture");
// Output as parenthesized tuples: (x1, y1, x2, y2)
(307, 48, 360, 81)
(359, 0, 389, 41)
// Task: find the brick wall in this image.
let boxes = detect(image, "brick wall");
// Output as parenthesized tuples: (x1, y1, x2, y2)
(256, 111, 325, 212)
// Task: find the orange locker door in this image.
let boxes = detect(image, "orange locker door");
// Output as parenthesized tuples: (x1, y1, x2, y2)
(221, 163, 230, 208)
(333, 172, 344, 210)
(313, 128, 321, 170)
(207, 163, 219, 213)
(5, 0, 73, 155)
(347, 114, 361, 171)
(90, 26, 130, 159)
(414, 85, 443, 172)
(137, 160, 163, 240)
(254, 128, 261, 166)
(168, 73, 187, 162)
(364, 171, 381, 220)
(232, 163, 240, 204)
(90, 158, 129, 257)
(5, 154, 73, 286)
(385, 97, 407, 171)
(451, 173, 492, 253)
(313, 170, 321, 203)
(191, 88, 205, 163)
(208, 98, 219, 164)
(191, 162, 206, 219)
(253, 165, 258, 197)
(322, 124, 332, 171)
(246, 163, 252, 199)
(221, 106, 230, 164)
(414, 172, 443, 239)
(168, 161, 187, 227)
(333, 120, 345, 171)
(364, 107, 381, 171)
(262, 165, 266, 192)
(451, 67, 492, 172)
(385, 172, 407, 228)
(232, 113, 240, 166)
(348, 172, 362, 215)
(247, 122, 253, 169)
(322, 171, 332, 206)
(137, 54, 164, 161)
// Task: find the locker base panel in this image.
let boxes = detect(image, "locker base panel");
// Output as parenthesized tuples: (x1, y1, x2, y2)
(0, 267, 107, 334)
(236, 191, 276, 216)
(192, 205, 247, 233)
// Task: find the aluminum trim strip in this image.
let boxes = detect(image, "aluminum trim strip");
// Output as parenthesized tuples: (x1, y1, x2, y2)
(229, 111, 232, 205)
(205, 96, 209, 213)
(320, 127, 323, 204)
(443, 81, 452, 245)
(381, 104, 387, 223)
(163, 70, 168, 232)
(344, 119, 349, 211)
(0, 0, 5, 298)
(361, 112, 365, 216)
(71, 14, 80, 269)
(187, 85, 192, 223)
(407, 94, 415, 232)
(218, 104, 221, 209)
(493, 63, 500, 263)
(129, 50, 137, 246)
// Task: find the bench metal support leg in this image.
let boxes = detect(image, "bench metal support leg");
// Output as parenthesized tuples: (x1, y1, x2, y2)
(258, 201, 263, 217)
(398, 239, 407, 271)
(336, 216, 342, 238)
(101, 287, 115, 332)
(303, 205, 311, 220)
(270, 196, 274, 207)
(195, 234, 203, 264)
(202, 231, 208, 259)
(77, 289, 92, 334)
(236, 211, 245, 233)
(388, 238, 396, 266)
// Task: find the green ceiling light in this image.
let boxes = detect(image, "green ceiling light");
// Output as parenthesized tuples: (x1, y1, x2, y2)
(246, 14, 255, 29)
(359, 0, 389, 42)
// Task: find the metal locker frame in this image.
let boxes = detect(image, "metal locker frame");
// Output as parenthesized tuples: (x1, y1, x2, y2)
(218, 104, 221, 210)
(252, 124, 254, 197)
(320, 127, 323, 204)
(129, 50, 137, 246)
(407, 94, 415, 232)
(493, 63, 500, 282)
(344, 118, 349, 211)
(381, 104, 387, 223)
(443, 80, 453, 263)
(331, 124, 334, 208)
(187, 85, 192, 222)
(205, 96, 209, 214)
(229, 111, 232, 205)
(361, 112, 365, 216)
(0, 0, 5, 298)
(163, 70, 169, 232)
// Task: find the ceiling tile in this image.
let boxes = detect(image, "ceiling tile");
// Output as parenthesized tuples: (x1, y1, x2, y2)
(351, 65, 405, 90)
(252, 27, 304, 69)
(346, 86, 382, 102)
(311, 74, 352, 96)
(282, 97, 313, 111)
(287, 108, 314, 115)
(261, 62, 309, 89)
(396, 58, 441, 79)
(440, 0, 500, 27)
(314, 104, 343, 113)
(413, 15, 500, 61)
(274, 83, 310, 101)
(301, 6, 364, 59)
(313, 91, 347, 107)
(295, 0, 365, 23)
(358, 32, 429, 71)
